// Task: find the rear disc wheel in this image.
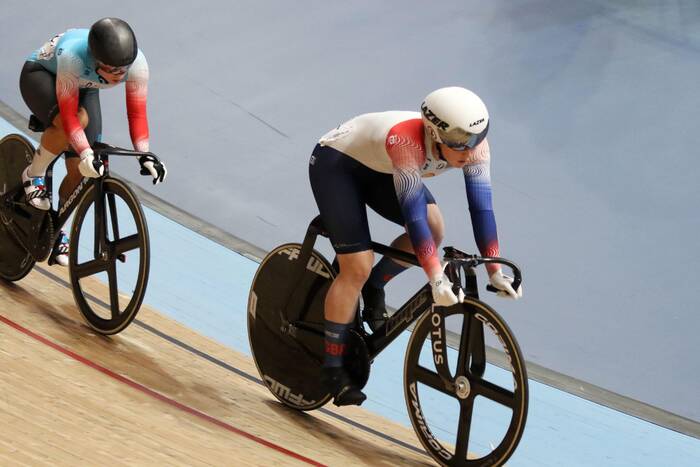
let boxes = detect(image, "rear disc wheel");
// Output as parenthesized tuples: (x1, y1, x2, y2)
(0, 134, 37, 281)
(248, 243, 335, 410)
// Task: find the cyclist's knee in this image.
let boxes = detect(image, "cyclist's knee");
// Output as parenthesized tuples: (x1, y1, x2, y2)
(50, 113, 63, 130)
(48, 109, 88, 133)
(432, 229, 444, 246)
(43, 116, 69, 153)
(337, 251, 374, 286)
(77, 107, 89, 129)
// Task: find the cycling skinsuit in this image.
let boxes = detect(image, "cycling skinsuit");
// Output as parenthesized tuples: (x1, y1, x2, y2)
(19, 28, 150, 156)
(309, 111, 500, 278)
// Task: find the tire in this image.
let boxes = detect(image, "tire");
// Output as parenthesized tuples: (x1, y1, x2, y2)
(404, 298, 528, 467)
(68, 177, 149, 335)
(0, 134, 36, 281)
(247, 243, 335, 410)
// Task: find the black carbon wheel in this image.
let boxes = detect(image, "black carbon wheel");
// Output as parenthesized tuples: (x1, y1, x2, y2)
(247, 243, 336, 411)
(69, 177, 149, 335)
(0, 134, 37, 281)
(404, 299, 528, 466)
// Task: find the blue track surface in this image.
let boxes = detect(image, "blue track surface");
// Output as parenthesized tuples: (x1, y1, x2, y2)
(2, 118, 698, 466)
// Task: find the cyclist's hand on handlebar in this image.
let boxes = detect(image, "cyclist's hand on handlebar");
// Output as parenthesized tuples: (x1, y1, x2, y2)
(489, 270, 523, 300)
(78, 149, 104, 178)
(139, 154, 167, 185)
(430, 272, 460, 307)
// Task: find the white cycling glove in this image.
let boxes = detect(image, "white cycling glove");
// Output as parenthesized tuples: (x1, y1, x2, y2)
(430, 272, 461, 307)
(489, 270, 523, 300)
(78, 149, 104, 178)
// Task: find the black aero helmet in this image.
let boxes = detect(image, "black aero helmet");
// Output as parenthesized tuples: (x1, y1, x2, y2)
(88, 17, 138, 67)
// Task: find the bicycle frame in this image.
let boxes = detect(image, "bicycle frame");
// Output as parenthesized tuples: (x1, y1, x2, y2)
(0, 142, 151, 262)
(283, 216, 488, 362)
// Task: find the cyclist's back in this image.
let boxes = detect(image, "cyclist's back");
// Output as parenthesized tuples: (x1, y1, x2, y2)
(318, 111, 450, 177)
(27, 28, 147, 91)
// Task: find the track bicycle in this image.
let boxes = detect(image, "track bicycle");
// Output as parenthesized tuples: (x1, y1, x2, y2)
(0, 131, 160, 335)
(247, 216, 528, 466)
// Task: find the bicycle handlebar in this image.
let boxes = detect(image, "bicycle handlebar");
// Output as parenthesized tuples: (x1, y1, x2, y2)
(93, 142, 159, 160)
(443, 246, 522, 294)
(308, 216, 522, 295)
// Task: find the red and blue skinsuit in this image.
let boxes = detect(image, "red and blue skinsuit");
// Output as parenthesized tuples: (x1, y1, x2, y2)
(319, 111, 500, 277)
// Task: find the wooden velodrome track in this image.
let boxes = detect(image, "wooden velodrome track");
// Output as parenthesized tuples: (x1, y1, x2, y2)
(0, 265, 436, 466)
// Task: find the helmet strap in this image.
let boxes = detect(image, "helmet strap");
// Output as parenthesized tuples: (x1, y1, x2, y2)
(435, 143, 446, 161)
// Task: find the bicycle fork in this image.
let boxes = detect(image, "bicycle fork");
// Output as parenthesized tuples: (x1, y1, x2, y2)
(91, 178, 126, 264)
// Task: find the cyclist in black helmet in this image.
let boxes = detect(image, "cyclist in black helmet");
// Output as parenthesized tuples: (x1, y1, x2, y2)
(18, 17, 167, 266)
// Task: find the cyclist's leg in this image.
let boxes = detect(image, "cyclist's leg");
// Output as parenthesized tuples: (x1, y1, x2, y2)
(52, 101, 92, 267)
(309, 145, 376, 323)
(361, 180, 443, 329)
(309, 144, 370, 405)
(19, 61, 66, 209)
(60, 89, 99, 204)
(368, 179, 443, 271)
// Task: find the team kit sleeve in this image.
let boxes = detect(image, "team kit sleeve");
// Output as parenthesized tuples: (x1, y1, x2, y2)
(385, 120, 443, 279)
(125, 51, 150, 153)
(462, 139, 501, 275)
(55, 49, 91, 156)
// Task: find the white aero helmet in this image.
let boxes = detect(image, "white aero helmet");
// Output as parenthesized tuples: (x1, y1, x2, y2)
(421, 87, 489, 150)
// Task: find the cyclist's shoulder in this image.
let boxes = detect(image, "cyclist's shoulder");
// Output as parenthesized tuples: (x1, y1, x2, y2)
(28, 29, 86, 66)
(385, 114, 426, 153)
(364, 110, 420, 126)
(56, 29, 89, 53)
(386, 114, 423, 138)
(54, 29, 89, 65)
(126, 49, 149, 80)
(348, 110, 421, 143)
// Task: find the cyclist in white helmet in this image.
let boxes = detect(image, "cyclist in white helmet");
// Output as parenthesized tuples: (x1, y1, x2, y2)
(308, 86, 522, 406)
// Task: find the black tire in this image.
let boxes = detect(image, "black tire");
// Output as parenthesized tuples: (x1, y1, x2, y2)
(0, 134, 36, 281)
(247, 243, 335, 410)
(68, 177, 149, 335)
(404, 298, 528, 467)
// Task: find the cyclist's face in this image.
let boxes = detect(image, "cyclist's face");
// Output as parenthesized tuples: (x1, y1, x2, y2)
(439, 144, 470, 168)
(96, 62, 129, 84)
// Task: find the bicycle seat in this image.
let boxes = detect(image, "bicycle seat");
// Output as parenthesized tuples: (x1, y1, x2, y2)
(28, 115, 46, 133)
(308, 215, 330, 238)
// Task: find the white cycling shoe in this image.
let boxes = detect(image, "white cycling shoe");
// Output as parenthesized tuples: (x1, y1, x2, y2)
(50, 231, 69, 267)
(22, 167, 51, 210)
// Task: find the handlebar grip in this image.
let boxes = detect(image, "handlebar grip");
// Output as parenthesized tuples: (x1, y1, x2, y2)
(93, 158, 104, 175)
(512, 275, 522, 292)
(486, 273, 522, 294)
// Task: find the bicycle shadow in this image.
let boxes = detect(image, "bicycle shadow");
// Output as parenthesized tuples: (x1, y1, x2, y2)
(1, 275, 268, 420)
(262, 399, 434, 467)
(0, 278, 193, 397)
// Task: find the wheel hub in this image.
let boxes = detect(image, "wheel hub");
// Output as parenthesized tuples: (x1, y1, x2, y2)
(455, 375, 471, 399)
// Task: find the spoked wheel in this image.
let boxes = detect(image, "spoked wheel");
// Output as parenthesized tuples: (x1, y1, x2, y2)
(69, 177, 150, 335)
(0, 134, 37, 281)
(404, 298, 528, 467)
(248, 243, 337, 411)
